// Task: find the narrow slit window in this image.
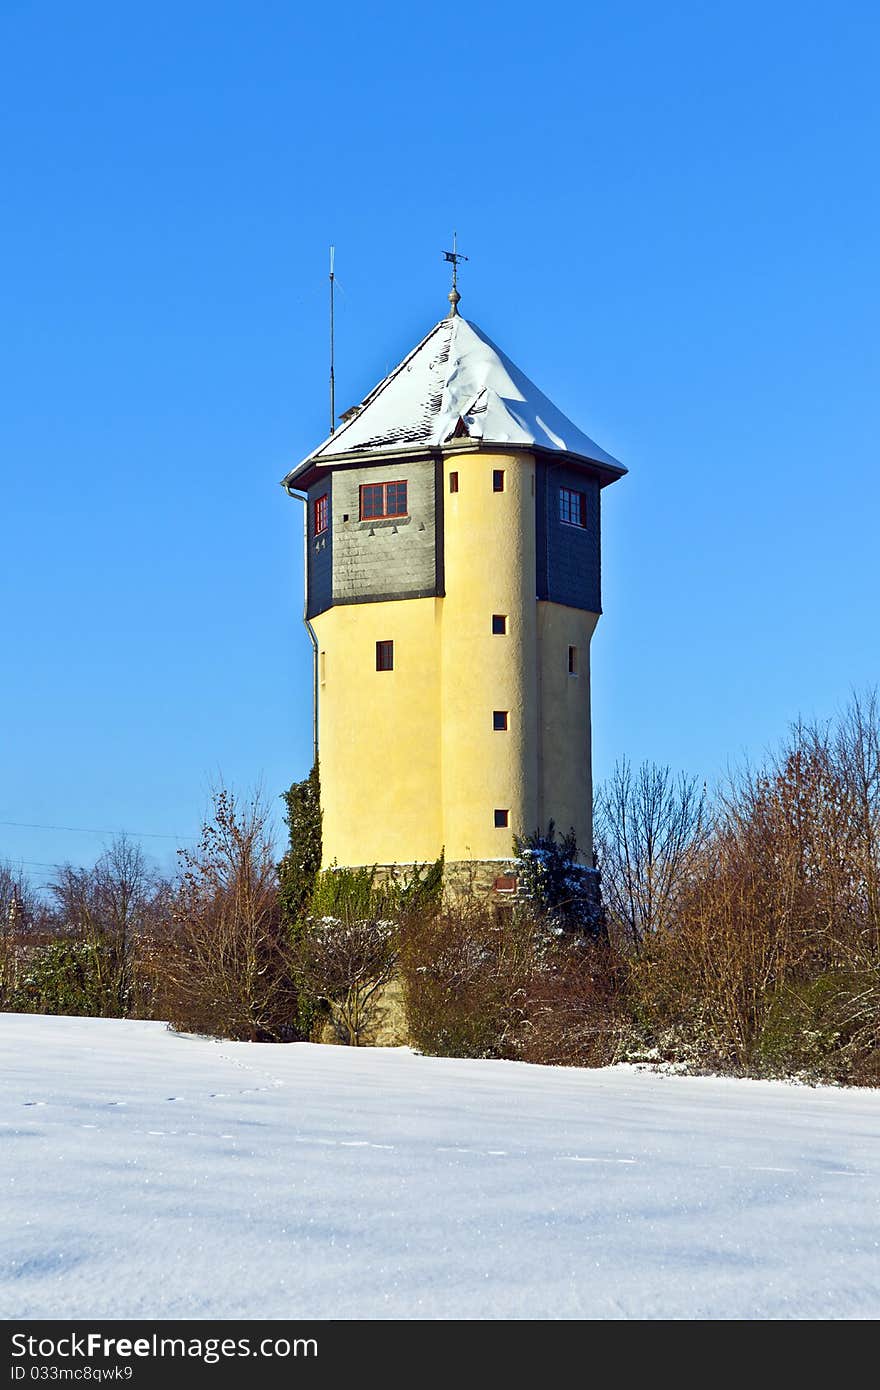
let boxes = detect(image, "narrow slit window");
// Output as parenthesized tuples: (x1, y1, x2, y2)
(313, 493, 329, 535)
(360, 480, 408, 520)
(493, 711, 509, 731)
(568, 645, 578, 675)
(492, 469, 505, 492)
(449, 471, 459, 493)
(559, 486, 587, 528)
(492, 614, 507, 635)
(376, 640, 394, 672)
(494, 809, 509, 828)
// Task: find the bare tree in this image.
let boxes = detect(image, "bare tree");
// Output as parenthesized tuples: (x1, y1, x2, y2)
(0, 862, 40, 929)
(594, 759, 709, 949)
(166, 787, 296, 1041)
(835, 690, 880, 952)
(0, 863, 41, 1007)
(49, 836, 165, 1016)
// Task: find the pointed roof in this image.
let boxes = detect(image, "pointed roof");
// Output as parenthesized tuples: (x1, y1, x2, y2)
(284, 315, 625, 488)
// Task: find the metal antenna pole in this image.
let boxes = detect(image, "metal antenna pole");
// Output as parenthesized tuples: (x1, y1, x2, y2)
(329, 245, 336, 433)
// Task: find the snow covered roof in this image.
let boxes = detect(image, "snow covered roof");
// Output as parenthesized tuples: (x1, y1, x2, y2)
(284, 315, 625, 488)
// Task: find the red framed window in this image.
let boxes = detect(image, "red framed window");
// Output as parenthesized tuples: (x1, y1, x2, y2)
(449, 471, 459, 493)
(313, 493, 329, 535)
(360, 480, 408, 520)
(376, 640, 394, 671)
(559, 486, 587, 527)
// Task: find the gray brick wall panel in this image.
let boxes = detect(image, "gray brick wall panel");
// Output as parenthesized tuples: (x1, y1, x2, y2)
(331, 460, 437, 602)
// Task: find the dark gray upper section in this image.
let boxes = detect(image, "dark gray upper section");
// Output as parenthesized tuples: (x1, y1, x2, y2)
(306, 458, 440, 619)
(306, 453, 602, 619)
(535, 459, 601, 614)
(306, 482, 333, 619)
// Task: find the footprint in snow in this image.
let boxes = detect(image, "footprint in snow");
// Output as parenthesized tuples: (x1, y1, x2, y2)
(562, 1155, 637, 1165)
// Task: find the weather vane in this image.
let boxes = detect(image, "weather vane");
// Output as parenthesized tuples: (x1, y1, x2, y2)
(442, 232, 468, 316)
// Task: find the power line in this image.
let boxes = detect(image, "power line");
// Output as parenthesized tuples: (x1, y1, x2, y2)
(0, 819, 195, 841)
(6, 860, 66, 870)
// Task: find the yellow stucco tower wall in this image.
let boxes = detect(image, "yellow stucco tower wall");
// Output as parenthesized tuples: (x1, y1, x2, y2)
(285, 311, 625, 880)
(311, 449, 599, 870)
(313, 595, 444, 867)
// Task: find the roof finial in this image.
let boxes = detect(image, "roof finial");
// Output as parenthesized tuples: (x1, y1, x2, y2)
(442, 231, 467, 316)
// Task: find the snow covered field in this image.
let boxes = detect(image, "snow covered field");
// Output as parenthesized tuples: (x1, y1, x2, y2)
(1, 1014, 878, 1320)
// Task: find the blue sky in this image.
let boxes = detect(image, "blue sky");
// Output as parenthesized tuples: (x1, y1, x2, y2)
(2, 1, 878, 885)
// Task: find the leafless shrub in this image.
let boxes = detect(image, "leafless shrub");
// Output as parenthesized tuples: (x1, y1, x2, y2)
(400, 903, 623, 1064)
(400, 905, 542, 1059)
(625, 693, 880, 1079)
(627, 829, 792, 1068)
(518, 939, 624, 1067)
(294, 916, 398, 1045)
(162, 788, 297, 1041)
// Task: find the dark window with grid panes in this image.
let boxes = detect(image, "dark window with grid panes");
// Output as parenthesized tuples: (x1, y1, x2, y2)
(376, 640, 394, 671)
(494, 809, 509, 828)
(492, 469, 505, 492)
(360, 480, 408, 520)
(493, 711, 508, 731)
(313, 493, 329, 535)
(559, 486, 587, 528)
